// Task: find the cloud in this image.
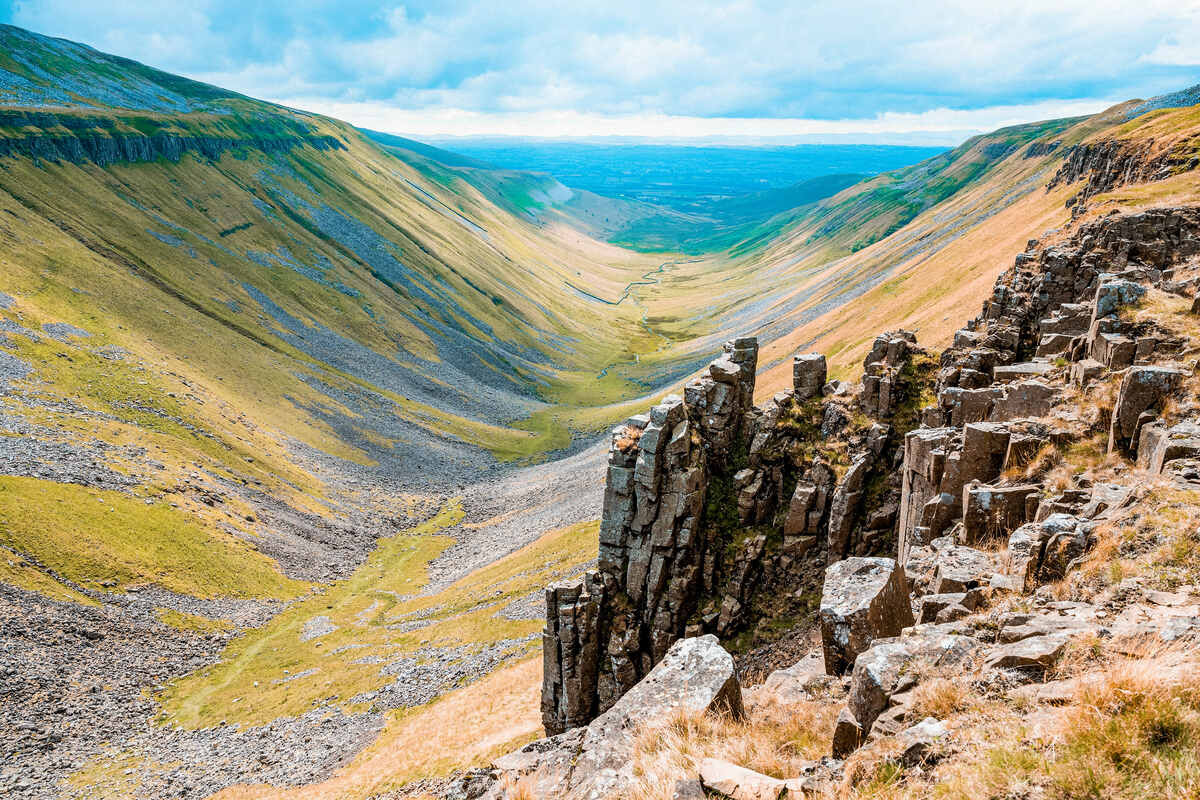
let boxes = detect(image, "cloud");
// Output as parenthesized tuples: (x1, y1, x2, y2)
(283, 96, 1121, 143)
(5, 0, 1200, 137)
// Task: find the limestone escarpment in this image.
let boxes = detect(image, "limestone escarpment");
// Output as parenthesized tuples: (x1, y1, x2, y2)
(0, 110, 345, 166)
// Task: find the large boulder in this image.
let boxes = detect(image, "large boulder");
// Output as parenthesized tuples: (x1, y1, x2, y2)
(931, 544, 996, 593)
(1109, 366, 1185, 454)
(498, 636, 744, 799)
(820, 557, 915, 675)
(1137, 420, 1200, 473)
(699, 758, 810, 799)
(961, 484, 1038, 545)
(847, 626, 982, 744)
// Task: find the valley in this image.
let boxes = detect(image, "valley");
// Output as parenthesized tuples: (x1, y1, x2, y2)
(2, 19, 1200, 800)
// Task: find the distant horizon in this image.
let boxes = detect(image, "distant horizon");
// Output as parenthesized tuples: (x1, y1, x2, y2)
(5, 2, 1198, 144)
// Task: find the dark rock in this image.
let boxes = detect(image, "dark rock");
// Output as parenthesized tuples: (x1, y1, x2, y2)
(820, 557, 915, 675)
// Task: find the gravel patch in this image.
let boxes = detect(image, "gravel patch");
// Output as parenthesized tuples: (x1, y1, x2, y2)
(40, 322, 91, 341)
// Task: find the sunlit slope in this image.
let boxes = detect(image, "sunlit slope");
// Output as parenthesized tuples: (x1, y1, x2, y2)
(617, 96, 1200, 401)
(0, 27, 697, 479)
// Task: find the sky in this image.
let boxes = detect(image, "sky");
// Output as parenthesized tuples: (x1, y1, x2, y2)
(2, 0, 1200, 143)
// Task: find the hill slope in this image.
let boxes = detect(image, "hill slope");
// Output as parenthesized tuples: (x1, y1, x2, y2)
(4, 20, 1200, 800)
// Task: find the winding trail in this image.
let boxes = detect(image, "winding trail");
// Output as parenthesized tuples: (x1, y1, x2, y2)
(592, 259, 700, 378)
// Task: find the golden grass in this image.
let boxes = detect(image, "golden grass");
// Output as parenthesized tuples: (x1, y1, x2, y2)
(210, 657, 544, 800)
(624, 695, 839, 799)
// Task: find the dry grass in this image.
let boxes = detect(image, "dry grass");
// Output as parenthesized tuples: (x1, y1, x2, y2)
(624, 696, 839, 799)
(830, 653, 1200, 800)
(210, 657, 544, 800)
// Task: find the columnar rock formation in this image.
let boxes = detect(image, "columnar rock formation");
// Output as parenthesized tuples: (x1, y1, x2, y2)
(543, 331, 933, 734)
(543, 338, 759, 735)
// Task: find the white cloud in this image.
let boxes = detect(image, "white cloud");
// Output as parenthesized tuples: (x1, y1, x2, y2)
(279, 95, 1120, 142)
(8, 0, 1200, 133)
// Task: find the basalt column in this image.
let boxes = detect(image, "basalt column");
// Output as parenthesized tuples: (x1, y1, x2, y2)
(541, 338, 758, 736)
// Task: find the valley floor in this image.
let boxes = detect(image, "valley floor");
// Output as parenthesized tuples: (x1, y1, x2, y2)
(0, 422, 606, 799)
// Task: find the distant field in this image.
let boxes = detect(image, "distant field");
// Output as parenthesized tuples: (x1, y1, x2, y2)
(427, 141, 948, 210)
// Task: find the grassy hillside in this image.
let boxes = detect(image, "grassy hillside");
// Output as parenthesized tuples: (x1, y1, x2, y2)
(4, 20, 1200, 800)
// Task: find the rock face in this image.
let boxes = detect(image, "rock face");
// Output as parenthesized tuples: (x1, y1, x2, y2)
(543, 206, 1200, 753)
(1109, 366, 1184, 454)
(542, 340, 757, 735)
(542, 326, 935, 734)
(793, 353, 827, 401)
(819, 557, 915, 674)
(500, 636, 742, 799)
(0, 110, 344, 166)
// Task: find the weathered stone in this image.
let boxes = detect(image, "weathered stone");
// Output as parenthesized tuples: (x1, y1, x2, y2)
(793, 353, 827, 402)
(832, 708, 863, 758)
(848, 628, 981, 739)
(985, 633, 1070, 673)
(511, 636, 745, 798)
(827, 454, 872, 560)
(671, 778, 707, 800)
(993, 362, 1054, 382)
(1070, 359, 1105, 389)
(760, 652, 831, 704)
(918, 592, 967, 624)
(1092, 278, 1146, 319)
(1109, 366, 1185, 454)
(992, 381, 1056, 421)
(931, 545, 995, 593)
(897, 427, 957, 564)
(545, 341, 756, 735)
(894, 717, 949, 768)
(820, 557, 915, 675)
(961, 484, 1038, 545)
(1138, 420, 1200, 473)
(699, 758, 808, 800)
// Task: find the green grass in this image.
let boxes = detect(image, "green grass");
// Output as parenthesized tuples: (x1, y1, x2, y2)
(158, 497, 597, 729)
(0, 548, 99, 606)
(0, 475, 307, 599)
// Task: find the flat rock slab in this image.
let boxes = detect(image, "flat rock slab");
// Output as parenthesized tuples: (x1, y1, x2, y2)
(699, 758, 810, 800)
(494, 635, 743, 799)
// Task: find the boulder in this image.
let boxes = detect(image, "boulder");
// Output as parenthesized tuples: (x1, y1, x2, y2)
(832, 708, 863, 758)
(991, 381, 1056, 421)
(993, 362, 1054, 382)
(671, 778, 707, 800)
(820, 557, 916, 675)
(760, 652, 832, 704)
(505, 636, 743, 798)
(848, 627, 982, 741)
(1093, 278, 1146, 319)
(1069, 359, 1105, 389)
(984, 633, 1070, 673)
(1109, 366, 1185, 454)
(931, 545, 995, 593)
(961, 484, 1039, 545)
(793, 353, 827, 402)
(894, 717, 949, 768)
(1137, 420, 1200, 473)
(918, 592, 967, 624)
(699, 758, 808, 800)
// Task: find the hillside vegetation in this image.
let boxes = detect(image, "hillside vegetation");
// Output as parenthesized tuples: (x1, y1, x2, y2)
(3, 20, 1200, 800)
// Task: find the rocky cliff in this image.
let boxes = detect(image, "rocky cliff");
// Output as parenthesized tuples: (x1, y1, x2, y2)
(479, 203, 1200, 800)
(542, 324, 938, 734)
(0, 111, 345, 166)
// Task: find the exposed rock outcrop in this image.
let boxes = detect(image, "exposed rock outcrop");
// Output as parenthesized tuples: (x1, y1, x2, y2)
(496, 636, 742, 799)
